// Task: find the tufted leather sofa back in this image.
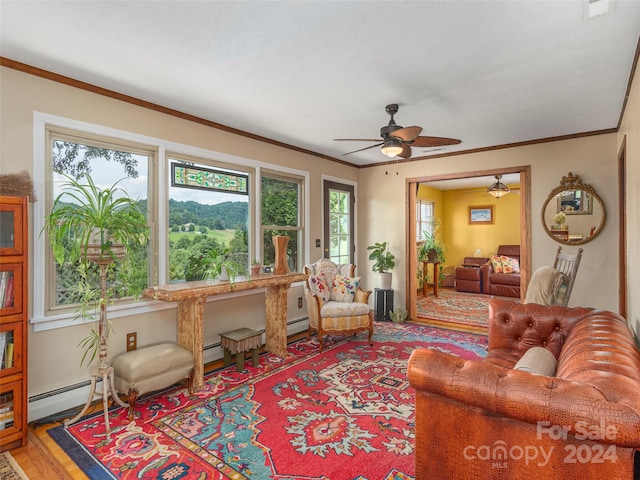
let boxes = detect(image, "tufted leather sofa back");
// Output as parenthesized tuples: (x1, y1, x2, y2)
(486, 298, 594, 368)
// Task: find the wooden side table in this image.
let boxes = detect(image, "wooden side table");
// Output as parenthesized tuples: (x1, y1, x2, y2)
(422, 261, 440, 298)
(220, 328, 262, 372)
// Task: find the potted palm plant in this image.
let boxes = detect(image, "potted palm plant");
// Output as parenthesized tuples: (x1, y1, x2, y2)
(367, 241, 396, 289)
(43, 173, 149, 366)
(43, 173, 149, 431)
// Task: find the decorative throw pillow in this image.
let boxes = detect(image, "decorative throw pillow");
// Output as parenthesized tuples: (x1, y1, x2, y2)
(330, 275, 360, 303)
(514, 346, 557, 376)
(490, 255, 503, 273)
(500, 255, 520, 274)
(308, 272, 331, 304)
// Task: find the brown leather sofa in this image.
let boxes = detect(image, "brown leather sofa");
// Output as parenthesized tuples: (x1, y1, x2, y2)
(455, 256, 490, 293)
(407, 298, 640, 480)
(480, 244, 521, 297)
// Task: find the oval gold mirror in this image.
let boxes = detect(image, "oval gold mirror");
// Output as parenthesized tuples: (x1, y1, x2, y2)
(541, 172, 605, 245)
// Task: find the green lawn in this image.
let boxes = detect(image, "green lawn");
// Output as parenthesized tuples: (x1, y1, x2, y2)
(169, 228, 236, 245)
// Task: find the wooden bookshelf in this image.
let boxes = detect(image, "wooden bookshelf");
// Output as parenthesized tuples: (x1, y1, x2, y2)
(0, 196, 28, 451)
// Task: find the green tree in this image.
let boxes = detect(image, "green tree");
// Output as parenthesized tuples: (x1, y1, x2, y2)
(53, 141, 139, 178)
(212, 218, 224, 230)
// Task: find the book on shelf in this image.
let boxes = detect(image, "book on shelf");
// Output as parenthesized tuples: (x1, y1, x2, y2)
(0, 271, 6, 307)
(0, 331, 5, 369)
(5, 342, 14, 369)
(2, 274, 13, 308)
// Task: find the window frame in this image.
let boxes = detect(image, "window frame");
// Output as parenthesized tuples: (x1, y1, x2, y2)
(166, 152, 256, 284)
(416, 199, 435, 242)
(44, 126, 157, 314)
(31, 112, 310, 332)
(260, 169, 305, 271)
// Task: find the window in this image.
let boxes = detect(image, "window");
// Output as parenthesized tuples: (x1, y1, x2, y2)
(46, 128, 153, 313)
(32, 113, 308, 331)
(416, 199, 435, 241)
(261, 172, 304, 272)
(167, 156, 251, 282)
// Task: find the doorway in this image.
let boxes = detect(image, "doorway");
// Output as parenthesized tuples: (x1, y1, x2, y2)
(406, 166, 531, 322)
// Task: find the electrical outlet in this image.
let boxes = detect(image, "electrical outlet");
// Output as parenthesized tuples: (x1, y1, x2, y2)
(298, 297, 303, 308)
(127, 332, 137, 351)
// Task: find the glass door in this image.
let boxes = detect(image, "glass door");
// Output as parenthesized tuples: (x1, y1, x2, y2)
(323, 181, 355, 265)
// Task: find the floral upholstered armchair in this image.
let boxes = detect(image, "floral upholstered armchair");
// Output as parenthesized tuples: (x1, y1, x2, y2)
(303, 258, 373, 351)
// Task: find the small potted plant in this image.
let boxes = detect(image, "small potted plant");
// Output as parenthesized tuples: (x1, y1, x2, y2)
(417, 220, 446, 264)
(250, 259, 261, 276)
(202, 246, 245, 283)
(367, 241, 396, 289)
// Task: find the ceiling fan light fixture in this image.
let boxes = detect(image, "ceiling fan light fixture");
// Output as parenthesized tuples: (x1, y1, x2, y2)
(381, 138, 403, 157)
(487, 175, 510, 198)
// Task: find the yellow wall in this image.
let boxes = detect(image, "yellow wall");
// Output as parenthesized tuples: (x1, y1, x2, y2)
(417, 183, 521, 271)
(442, 187, 521, 268)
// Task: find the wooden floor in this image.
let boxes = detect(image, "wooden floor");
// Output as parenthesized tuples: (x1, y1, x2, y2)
(9, 331, 310, 479)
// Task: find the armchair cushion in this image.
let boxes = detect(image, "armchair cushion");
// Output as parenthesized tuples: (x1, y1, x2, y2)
(330, 274, 360, 303)
(321, 300, 370, 318)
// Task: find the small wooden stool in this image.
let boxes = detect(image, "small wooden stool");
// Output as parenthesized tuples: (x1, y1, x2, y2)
(219, 328, 262, 372)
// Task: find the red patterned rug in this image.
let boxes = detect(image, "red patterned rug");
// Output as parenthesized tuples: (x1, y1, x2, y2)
(417, 289, 506, 329)
(49, 322, 488, 479)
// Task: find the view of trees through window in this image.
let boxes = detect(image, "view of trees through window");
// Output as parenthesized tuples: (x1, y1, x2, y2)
(50, 138, 150, 306)
(261, 175, 302, 272)
(168, 160, 250, 281)
(47, 134, 304, 314)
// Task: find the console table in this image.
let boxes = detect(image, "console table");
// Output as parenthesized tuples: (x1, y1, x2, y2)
(144, 272, 306, 390)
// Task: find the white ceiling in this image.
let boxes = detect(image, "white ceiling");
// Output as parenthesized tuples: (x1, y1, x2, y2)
(1, 1, 639, 170)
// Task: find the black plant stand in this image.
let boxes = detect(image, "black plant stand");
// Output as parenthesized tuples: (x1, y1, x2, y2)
(374, 288, 394, 321)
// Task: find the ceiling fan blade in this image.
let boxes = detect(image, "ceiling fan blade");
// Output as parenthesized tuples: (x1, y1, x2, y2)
(391, 126, 423, 142)
(411, 136, 462, 147)
(342, 142, 383, 156)
(398, 144, 412, 158)
(334, 138, 382, 142)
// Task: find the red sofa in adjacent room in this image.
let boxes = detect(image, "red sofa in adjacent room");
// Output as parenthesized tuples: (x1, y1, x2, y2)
(480, 244, 521, 298)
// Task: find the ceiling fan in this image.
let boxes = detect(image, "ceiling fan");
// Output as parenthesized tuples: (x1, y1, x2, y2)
(334, 104, 461, 159)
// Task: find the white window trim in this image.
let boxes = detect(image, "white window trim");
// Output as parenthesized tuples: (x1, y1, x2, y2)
(31, 111, 310, 332)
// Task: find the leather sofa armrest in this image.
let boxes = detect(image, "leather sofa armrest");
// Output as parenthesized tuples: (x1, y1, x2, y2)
(407, 348, 640, 447)
(480, 262, 492, 292)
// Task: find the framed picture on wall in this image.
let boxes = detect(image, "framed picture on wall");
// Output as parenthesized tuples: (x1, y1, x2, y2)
(469, 206, 494, 225)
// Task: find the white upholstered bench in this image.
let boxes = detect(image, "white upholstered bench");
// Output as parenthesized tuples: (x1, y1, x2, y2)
(112, 343, 194, 420)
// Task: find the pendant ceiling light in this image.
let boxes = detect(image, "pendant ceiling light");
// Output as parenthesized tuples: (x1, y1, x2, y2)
(487, 175, 510, 198)
(380, 138, 404, 158)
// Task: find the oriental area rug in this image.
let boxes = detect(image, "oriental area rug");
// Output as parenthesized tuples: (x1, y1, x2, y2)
(416, 288, 514, 330)
(49, 322, 488, 480)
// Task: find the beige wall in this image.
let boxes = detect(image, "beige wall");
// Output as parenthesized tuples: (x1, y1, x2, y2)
(357, 134, 620, 312)
(618, 52, 640, 338)
(1, 55, 638, 419)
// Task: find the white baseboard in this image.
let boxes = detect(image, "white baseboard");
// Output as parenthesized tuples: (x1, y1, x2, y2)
(29, 319, 309, 422)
